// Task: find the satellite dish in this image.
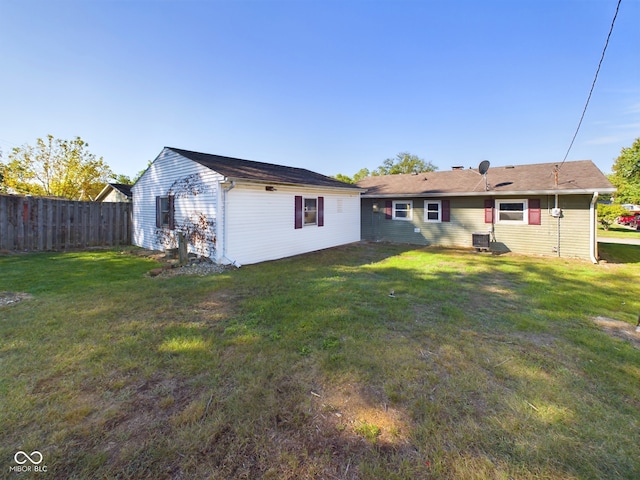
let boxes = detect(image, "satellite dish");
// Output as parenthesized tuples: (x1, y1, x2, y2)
(478, 160, 490, 175)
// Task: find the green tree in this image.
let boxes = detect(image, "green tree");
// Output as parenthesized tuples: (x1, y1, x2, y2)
(333, 168, 371, 184)
(333, 173, 354, 184)
(373, 152, 437, 176)
(353, 168, 371, 182)
(597, 204, 629, 230)
(0, 148, 5, 193)
(111, 174, 133, 185)
(609, 137, 640, 204)
(3, 135, 112, 200)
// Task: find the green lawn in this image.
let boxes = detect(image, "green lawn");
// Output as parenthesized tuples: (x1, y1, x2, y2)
(598, 223, 640, 239)
(1, 244, 639, 479)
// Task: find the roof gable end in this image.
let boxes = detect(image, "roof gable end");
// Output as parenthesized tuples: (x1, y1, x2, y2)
(167, 147, 361, 190)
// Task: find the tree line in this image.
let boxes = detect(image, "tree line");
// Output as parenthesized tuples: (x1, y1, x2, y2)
(0, 135, 145, 200)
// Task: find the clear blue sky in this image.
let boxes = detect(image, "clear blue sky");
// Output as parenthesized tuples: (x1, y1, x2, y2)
(1, 0, 638, 179)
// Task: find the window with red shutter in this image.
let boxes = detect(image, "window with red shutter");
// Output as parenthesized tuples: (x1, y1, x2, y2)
(528, 199, 541, 225)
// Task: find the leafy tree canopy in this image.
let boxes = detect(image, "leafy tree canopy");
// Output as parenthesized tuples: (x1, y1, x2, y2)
(373, 152, 438, 176)
(333, 173, 354, 184)
(609, 137, 640, 204)
(112, 174, 134, 185)
(2, 135, 113, 200)
(335, 153, 436, 183)
(333, 168, 370, 184)
(0, 150, 5, 192)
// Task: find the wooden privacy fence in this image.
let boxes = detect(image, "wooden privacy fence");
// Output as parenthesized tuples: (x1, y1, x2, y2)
(0, 194, 131, 251)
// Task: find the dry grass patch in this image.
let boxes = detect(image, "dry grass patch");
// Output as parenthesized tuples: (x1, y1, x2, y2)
(593, 316, 640, 349)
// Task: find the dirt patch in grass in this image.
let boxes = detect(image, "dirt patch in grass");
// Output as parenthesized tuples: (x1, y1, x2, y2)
(593, 316, 640, 349)
(314, 381, 412, 449)
(0, 291, 33, 307)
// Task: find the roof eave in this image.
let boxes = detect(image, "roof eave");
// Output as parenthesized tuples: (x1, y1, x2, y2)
(360, 187, 616, 198)
(94, 184, 113, 201)
(223, 177, 366, 193)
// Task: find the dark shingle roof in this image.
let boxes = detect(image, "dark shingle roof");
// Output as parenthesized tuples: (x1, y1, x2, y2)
(111, 183, 132, 198)
(357, 160, 615, 197)
(168, 147, 361, 190)
(95, 183, 133, 201)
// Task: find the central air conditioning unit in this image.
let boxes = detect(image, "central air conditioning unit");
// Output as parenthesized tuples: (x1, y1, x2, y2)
(472, 232, 490, 251)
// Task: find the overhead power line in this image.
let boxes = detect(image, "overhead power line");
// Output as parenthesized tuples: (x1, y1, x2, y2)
(559, 0, 622, 169)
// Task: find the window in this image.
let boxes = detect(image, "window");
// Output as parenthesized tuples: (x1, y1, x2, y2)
(496, 199, 527, 223)
(304, 198, 317, 225)
(156, 195, 174, 229)
(424, 200, 442, 222)
(294, 195, 324, 229)
(393, 201, 413, 220)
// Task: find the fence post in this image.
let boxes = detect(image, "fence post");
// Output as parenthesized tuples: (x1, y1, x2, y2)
(0, 196, 7, 250)
(178, 232, 188, 265)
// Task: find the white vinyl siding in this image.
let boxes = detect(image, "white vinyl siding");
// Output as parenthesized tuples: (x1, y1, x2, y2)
(133, 148, 362, 265)
(132, 148, 221, 258)
(225, 185, 360, 265)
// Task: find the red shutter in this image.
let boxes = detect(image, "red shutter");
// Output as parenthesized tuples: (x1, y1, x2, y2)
(168, 195, 175, 230)
(442, 199, 450, 222)
(484, 199, 494, 223)
(294, 196, 303, 229)
(385, 200, 392, 219)
(528, 198, 541, 225)
(156, 197, 162, 228)
(317, 196, 324, 227)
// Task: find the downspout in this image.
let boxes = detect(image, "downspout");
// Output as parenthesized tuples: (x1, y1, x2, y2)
(554, 166, 560, 257)
(221, 180, 240, 266)
(555, 193, 560, 257)
(589, 192, 599, 264)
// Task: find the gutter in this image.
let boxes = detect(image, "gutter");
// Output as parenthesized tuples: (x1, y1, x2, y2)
(360, 188, 616, 199)
(589, 192, 599, 264)
(226, 177, 366, 194)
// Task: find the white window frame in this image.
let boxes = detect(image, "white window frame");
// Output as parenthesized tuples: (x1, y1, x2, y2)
(304, 197, 317, 226)
(424, 200, 442, 223)
(496, 199, 528, 224)
(392, 200, 413, 221)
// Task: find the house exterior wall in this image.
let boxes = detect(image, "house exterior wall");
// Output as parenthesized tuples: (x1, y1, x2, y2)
(101, 189, 130, 203)
(225, 184, 361, 265)
(361, 194, 594, 260)
(491, 195, 592, 259)
(132, 149, 222, 257)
